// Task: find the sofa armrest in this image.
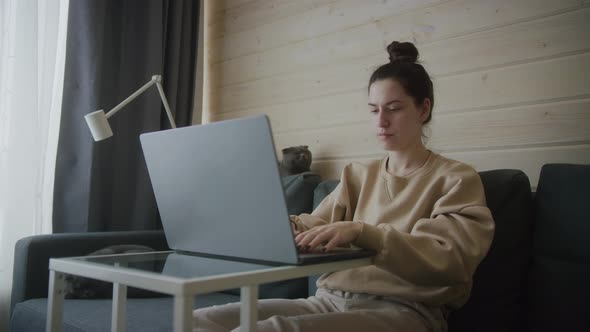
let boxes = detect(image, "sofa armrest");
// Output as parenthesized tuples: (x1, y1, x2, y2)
(527, 163, 590, 331)
(10, 230, 168, 313)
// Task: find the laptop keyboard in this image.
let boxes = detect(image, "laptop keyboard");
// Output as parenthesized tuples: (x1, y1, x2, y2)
(297, 245, 362, 255)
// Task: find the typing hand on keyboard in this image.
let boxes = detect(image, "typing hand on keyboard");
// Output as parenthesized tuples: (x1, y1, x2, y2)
(297, 244, 327, 254)
(297, 243, 362, 254)
(295, 222, 363, 253)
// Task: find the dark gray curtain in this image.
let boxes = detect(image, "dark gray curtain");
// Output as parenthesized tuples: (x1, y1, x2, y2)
(53, 0, 199, 232)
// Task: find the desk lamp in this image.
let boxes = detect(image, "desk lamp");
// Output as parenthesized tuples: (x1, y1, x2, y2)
(84, 75, 176, 141)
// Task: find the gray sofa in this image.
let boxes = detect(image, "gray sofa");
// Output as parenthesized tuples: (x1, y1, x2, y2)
(10, 164, 590, 331)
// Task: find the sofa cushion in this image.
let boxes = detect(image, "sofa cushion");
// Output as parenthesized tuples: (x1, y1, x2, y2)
(526, 164, 590, 331)
(313, 180, 340, 210)
(9, 293, 239, 332)
(282, 172, 322, 215)
(449, 170, 534, 332)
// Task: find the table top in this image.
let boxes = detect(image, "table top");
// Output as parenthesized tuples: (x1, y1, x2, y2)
(49, 251, 373, 296)
(60, 251, 279, 278)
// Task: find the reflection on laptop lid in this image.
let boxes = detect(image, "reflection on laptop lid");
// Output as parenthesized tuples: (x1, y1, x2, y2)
(140, 115, 373, 265)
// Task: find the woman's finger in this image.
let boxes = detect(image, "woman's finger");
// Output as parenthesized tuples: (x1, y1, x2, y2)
(296, 226, 331, 251)
(306, 229, 334, 250)
(296, 229, 322, 249)
(323, 235, 342, 251)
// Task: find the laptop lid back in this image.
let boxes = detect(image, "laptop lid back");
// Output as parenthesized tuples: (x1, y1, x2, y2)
(140, 115, 298, 264)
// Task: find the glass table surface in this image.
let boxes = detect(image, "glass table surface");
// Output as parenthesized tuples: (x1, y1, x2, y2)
(63, 251, 279, 279)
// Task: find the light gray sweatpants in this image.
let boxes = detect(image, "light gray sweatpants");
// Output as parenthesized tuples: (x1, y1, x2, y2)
(193, 288, 448, 332)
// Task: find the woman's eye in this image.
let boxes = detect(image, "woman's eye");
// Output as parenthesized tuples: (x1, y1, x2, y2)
(369, 109, 378, 114)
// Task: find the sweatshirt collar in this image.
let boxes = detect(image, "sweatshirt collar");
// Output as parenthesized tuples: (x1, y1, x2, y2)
(381, 150, 438, 180)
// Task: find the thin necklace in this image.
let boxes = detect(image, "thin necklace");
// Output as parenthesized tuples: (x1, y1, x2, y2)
(389, 150, 432, 177)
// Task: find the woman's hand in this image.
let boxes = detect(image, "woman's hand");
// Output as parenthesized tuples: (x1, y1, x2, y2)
(289, 217, 301, 237)
(295, 222, 362, 252)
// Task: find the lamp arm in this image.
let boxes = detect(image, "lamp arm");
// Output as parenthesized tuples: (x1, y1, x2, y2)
(104, 75, 176, 128)
(105, 76, 157, 118)
(156, 80, 177, 128)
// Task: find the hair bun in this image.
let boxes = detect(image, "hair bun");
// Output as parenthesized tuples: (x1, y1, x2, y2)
(387, 41, 419, 63)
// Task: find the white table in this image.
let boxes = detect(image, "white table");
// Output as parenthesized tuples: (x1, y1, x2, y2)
(46, 251, 373, 332)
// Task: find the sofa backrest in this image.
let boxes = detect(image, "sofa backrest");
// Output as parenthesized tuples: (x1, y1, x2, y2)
(526, 164, 590, 331)
(311, 170, 535, 332)
(282, 172, 322, 215)
(448, 170, 534, 332)
(10, 230, 169, 312)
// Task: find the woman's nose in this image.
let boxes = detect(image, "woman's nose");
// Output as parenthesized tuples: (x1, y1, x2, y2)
(377, 110, 389, 127)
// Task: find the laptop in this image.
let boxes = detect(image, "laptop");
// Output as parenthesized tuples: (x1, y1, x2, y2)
(139, 115, 374, 265)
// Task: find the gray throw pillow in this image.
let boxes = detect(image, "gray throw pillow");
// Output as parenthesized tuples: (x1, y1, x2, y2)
(312, 180, 340, 210)
(281, 172, 322, 215)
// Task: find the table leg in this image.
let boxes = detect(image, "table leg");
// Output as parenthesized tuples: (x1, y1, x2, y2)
(174, 295, 192, 332)
(46, 271, 65, 332)
(112, 282, 127, 332)
(240, 285, 259, 332)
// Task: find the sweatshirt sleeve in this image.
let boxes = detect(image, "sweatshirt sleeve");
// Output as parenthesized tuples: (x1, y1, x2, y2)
(289, 165, 355, 232)
(353, 169, 495, 287)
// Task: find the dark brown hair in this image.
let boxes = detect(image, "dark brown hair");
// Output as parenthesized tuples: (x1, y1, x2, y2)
(368, 41, 434, 124)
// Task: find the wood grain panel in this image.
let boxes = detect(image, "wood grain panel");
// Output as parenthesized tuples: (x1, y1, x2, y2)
(216, 55, 372, 112)
(421, 7, 590, 76)
(274, 121, 376, 160)
(211, 0, 582, 63)
(435, 52, 590, 113)
(215, 6, 590, 86)
(311, 145, 590, 187)
(215, 97, 590, 151)
(376, 0, 585, 45)
(217, 51, 590, 113)
(429, 99, 590, 151)
(210, 0, 338, 39)
(272, 98, 590, 158)
(215, 0, 256, 12)
(213, 21, 384, 86)
(212, 7, 590, 125)
(211, 0, 443, 62)
(214, 2, 590, 88)
(212, 89, 368, 132)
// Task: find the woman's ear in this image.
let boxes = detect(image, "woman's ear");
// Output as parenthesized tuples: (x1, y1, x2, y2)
(419, 98, 432, 123)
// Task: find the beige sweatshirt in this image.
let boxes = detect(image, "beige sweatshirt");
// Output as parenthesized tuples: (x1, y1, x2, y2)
(290, 152, 494, 308)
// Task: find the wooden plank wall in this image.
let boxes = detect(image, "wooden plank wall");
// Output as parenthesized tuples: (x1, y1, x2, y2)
(203, 0, 590, 187)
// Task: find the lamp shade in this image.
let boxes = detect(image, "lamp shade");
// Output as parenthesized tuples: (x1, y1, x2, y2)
(85, 110, 113, 141)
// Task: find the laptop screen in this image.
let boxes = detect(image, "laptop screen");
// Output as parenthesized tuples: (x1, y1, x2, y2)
(140, 115, 299, 264)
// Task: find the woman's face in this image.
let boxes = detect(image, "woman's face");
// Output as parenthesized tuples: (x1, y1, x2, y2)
(368, 79, 430, 151)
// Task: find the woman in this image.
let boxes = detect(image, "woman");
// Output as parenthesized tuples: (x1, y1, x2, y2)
(193, 41, 495, 332)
